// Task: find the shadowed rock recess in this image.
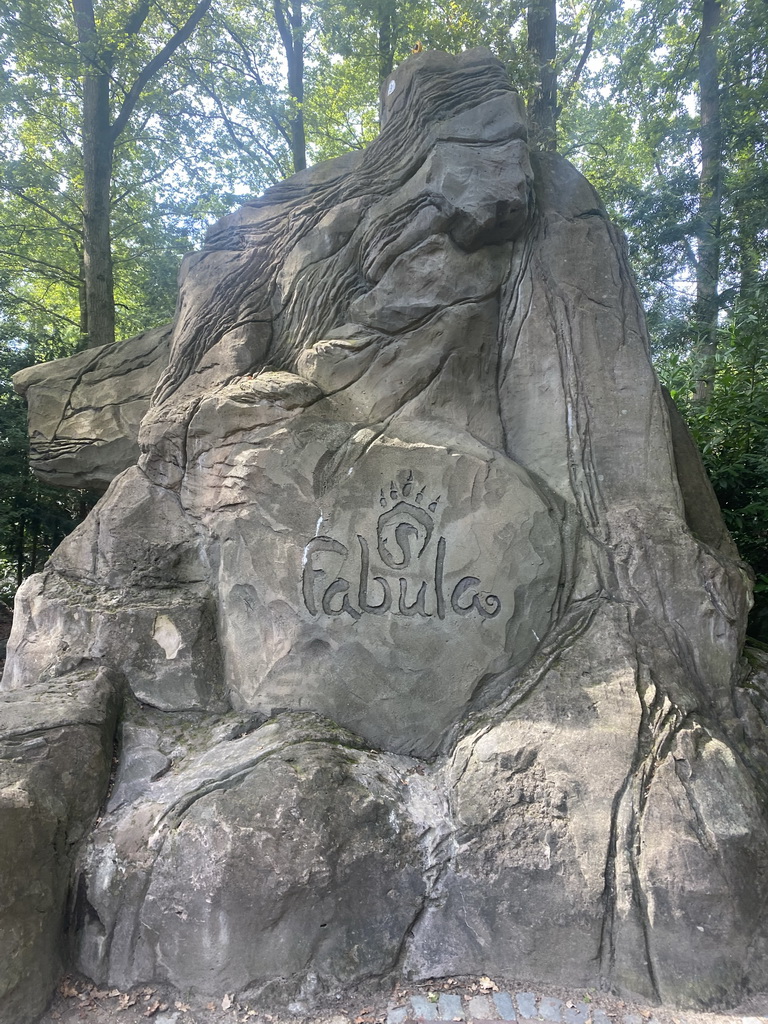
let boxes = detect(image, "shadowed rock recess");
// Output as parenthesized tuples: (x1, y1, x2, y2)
(3, 48, 768, 1023)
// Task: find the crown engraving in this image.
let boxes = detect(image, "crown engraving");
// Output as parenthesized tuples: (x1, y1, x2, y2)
(379, 471, 440, 514)
(376, 472, 440, 570)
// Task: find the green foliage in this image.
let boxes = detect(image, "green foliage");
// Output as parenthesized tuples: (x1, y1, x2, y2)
(565, 0, 768, 336)
(0, 0, 220, 348)
(656, 294, 768, 639)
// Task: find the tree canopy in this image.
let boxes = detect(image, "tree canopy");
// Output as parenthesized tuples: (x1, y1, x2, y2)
(0, 0, 766, 633)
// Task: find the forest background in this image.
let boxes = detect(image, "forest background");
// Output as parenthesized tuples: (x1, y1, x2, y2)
(0, 0, 766, 638)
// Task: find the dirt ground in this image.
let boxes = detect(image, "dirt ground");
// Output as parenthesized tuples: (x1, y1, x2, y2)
(34, 972, 768, 1024)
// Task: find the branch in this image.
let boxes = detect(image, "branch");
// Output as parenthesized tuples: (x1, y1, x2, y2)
(0, 184, 80, 235)
(682, 233, 699, 270)
(183, 56, 291, 149)
(7, 12, 74, 54)
(110, 0, 213, 141)
(37, 107, 79, 149)
(220, 19, 266, 86)
(209, 103, 289, 175)
(273, 0, 294, 61)
(212, 80, 291, 149)
(561, 22, 595, 103)
(124, 0, 152, 36)
(111, 158, 187, 206)
(0, 249, 80, 286)
(5, 289, 80, 328)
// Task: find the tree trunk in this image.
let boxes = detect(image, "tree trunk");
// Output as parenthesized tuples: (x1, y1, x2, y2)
(377, 0, 397, 85)
(735, 142, 759, 301)
(275, 0, 306, 172)
(15, 517, 25, 588)
(693, 0, 722, 405)
(81, 73, 116, 349)
(73, 0, 116, 349)
(71, 0, 211, 348)
(77, 250, 88, 345)
(736, 202, 759, 300)
(527, 0, 558, 151)
(30, 517, 39, 575)
(289, 0, 306, 173)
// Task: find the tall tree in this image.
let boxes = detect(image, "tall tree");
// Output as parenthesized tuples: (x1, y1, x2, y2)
(563, 0, 766, 351)
(273, 0, 307, 170)
(527, 0, 558, 149)
(525, 0, 615, 152)
(70, 0, 212, 348)
(692, 0, 723, 404)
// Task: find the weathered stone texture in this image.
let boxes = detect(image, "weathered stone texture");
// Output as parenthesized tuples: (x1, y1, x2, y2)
(0, 667, 121, 1024)
(12, 324, 171, 490)
(74, 711, 432, 1001)
(2, 47, 767, 1021)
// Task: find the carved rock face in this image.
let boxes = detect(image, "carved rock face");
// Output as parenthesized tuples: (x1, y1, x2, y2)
(119, 49, 560, 758)
(3, 48, 768, 1021)
(213, 431, 561, 756)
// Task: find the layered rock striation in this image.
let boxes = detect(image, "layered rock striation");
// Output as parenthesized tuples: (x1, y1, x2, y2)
(4, 48, 768, 1023)
(13, 324, 171, 491)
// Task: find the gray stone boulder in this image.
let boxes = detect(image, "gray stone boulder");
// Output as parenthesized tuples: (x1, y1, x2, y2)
(407, 604, 768, 1007)
(2, 47, 767, 1022)
(74, 709, 434, 1002)
(0, 666, 122, 1023)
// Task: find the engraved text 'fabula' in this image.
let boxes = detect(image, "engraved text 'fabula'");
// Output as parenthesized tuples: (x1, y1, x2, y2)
(301, 484, 501, 622)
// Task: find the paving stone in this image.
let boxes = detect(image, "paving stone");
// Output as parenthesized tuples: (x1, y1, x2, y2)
(591, 1010, 611, 1024)
(493, 992, 517, 1020)
(467, 995, 495, 1018)
(438, 993, 465, 1020)
(516, 993, 538, 1019)
(410, 995, 440, 1021)
(539, 996, 564, 1021)
(564, 1003, 591, 1024)
(387, 1005, 410, 1024)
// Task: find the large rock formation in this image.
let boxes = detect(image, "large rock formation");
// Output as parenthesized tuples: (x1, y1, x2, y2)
(3, 48, 768, 1023)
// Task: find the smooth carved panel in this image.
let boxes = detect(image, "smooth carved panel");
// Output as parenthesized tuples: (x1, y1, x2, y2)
(217, 433, 563, 758)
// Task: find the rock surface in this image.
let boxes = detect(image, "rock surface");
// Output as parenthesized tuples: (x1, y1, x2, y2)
(2, 47, 767, 1023)
(0, 666, 121, 1023)
(13, 324, 171, 490)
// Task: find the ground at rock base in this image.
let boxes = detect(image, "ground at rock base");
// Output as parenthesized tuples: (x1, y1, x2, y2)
(34, 975, 768, 1024)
